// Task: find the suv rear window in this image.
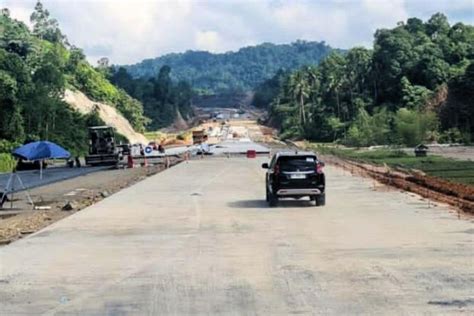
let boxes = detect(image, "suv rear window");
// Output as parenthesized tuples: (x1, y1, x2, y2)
(278, 156, 317, 172)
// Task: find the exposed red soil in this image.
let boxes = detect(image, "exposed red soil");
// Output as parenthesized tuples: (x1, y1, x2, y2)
(324, 155, 474, 214)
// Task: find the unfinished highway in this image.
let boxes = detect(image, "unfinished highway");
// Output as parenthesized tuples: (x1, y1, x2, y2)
(1, 152, 473, 315)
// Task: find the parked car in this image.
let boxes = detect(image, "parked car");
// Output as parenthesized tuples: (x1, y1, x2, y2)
(262, 151, 326, 207)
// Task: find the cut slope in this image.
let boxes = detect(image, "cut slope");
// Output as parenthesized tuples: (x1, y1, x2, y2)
(64, 89, 148, 144)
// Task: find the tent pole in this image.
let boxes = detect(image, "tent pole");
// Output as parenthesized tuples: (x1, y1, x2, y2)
(10, 171, 14, 209)
(15, 173, 34, 209)
(40, 160, 43, 180)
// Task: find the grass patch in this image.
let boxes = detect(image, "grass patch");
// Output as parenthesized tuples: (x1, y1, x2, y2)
(144, 131, 164, 141)
(0, 153, 16, 173)
(311, 144, 474, 186)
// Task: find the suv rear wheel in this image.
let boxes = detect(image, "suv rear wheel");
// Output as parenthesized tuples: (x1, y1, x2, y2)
(267, 190, 278, 207)
(313, 193, 325, 206)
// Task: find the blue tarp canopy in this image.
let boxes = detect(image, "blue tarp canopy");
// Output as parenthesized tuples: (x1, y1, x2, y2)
(12, 141, 71, 161)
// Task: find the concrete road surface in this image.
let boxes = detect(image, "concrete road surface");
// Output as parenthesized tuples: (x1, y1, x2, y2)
(0, 158, 473, 315)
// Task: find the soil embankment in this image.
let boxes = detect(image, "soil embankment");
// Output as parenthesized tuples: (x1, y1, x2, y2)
(324, 155, 474, 214)
(64, 89, 148, 144)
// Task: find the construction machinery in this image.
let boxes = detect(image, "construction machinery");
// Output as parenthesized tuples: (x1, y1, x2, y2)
(192, 130, 208, 145)
(85, 126, 121, 166)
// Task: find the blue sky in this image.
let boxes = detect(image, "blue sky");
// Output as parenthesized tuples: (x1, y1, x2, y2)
(2, 0, 473, 64)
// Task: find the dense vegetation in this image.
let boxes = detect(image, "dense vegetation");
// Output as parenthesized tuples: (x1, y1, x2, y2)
(109, 66, 193, 130)
(258, 14, 474, 146)
(0, 2, 148, 162)
(123, 41, 338, 93)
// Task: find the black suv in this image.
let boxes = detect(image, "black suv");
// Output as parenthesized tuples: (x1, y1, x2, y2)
(262, 151, 325, 207)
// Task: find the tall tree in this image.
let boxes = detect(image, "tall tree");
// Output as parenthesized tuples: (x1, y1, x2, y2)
(288, 70, 310, 125)
(30, 1, 65, 44)
(345, 47, 373, 116)
(319, 52, 346, 120)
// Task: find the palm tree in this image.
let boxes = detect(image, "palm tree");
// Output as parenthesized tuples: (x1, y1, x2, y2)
(288, 70, 310, 125)
(326, 72, 342, 120)
(320, 52, 346, 121)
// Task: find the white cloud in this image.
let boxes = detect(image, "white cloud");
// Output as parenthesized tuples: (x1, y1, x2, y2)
(1, 0, 472, 65)
(4, 2, 31, 25)
(362, 0, 408, 25)
(195, 30, 220, 51)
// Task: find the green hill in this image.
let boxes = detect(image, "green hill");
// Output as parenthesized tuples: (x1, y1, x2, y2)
(123, 41, 339, 93)
(0, 3, 148, 158)
(261, 13, 474, 145)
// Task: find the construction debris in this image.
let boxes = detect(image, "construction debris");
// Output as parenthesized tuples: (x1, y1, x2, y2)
(62, 201, 78, 211)
(34, 206, 51, 210)
(100, 190, 110, 198)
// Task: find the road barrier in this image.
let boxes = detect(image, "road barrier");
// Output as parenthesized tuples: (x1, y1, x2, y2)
(125, 153, 186, 168)
(127, 155, 134, 168)
(247, 150, 256, 158)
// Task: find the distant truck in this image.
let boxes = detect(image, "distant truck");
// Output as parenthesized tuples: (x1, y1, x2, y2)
(85, 126, 121, 166)
(192, 130, 208, 145)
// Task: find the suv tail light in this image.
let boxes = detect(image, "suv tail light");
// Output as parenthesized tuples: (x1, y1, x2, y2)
(316, 162, 324, 174)
(274, 164, 280, 175)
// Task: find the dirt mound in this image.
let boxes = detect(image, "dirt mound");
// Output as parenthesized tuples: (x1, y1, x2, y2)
(171, 108, 189, 131)
(325, 155, 474, 214)
(64, 89, 148, 144)
(408, 173, 474, 202)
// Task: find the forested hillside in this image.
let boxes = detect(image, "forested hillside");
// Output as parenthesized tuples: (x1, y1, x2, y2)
(123, 41, 338, 93)
(109, 66, 193, 130)
(257, 13, 473, 146)
(0, 3, 148, 157)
